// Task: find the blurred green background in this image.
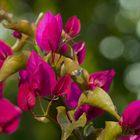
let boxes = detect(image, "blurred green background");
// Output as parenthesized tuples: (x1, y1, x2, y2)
(1, 0, 140, 139)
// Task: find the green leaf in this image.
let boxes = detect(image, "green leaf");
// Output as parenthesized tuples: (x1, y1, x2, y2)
(3, 20, 35, 37)
(0, 51, 30, 81)
(78, 87, 120, 120)
(57, 106, 87, 140)
(97, 121, 122, 140)
(71, 68, 89, 90)
(60, 57, 80, 76)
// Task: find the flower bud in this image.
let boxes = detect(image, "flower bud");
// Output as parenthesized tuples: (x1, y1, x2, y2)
(36, 11, 62, 52)
(65, 16, 81, 37)
(60, 57, 80, 76)
(60, 43, 68, 55)
(12, 31, 22, 39)
(72, 42, 86, 65)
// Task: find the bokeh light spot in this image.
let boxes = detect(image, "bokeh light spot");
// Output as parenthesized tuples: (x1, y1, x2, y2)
(99, 36, 124, 60)
(119, 0, 140, 10)
(124, 63, 140, 93)
(123, 38, 140, 62)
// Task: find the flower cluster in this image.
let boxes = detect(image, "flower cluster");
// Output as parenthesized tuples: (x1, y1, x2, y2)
(0, 10, 140, 140)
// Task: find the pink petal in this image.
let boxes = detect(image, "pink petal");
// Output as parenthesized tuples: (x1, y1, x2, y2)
(119, 135, 140, 140)
(0, 82, 3, 98)
(0, 98, 21, 134)
(120, 100, 140, 134)
(72, 41, 86, 64)
(17, 83, 36, 112)
(12, 31, 22, 39)
(66, 82, 81, 108)
(89, 69, 116, 92)
(36, 11, 62, 52)
(0, 40, 12, 68)
(65, 16, 81, 37)
(53, 74, 71, 96)
(55, 13, 63, 34)
(75, 104, 104, 121)
(60, 43, 68, 55)
(27, 51, 57, 96)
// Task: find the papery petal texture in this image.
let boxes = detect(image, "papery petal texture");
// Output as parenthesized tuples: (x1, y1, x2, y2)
(53, 74, 71, 96)
(119, 100, 140, 134)
(19, 51, 57, 97)
(17, 83, 36, 111)
(72, 42, 86, 64)
(75, 105, 104, 121)
(27, 51, 57, 96)
(65, 16, 81, 37)
(89, 69, 116, 92)
(67, 69, 116, 121)
(0, 98, 21, 134)
(0, 40, 12, 68)
(66, 82, 81, 108)
(60, 43, 68, 55)
(36, 11, 62, 52)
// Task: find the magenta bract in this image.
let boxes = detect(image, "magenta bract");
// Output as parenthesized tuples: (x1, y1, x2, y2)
(72, 41, 86, 64)
(12, 31, 22, 39)
(89, 69, 116, 92)
(119, 135, 140, 140)
(18, 51, 71, 111)
(0, 98, 21, 134)
(36, 11, 62, 52)
(65, 16, 81, 37)
(60, 43, 68, 55)
(119, 100, 140, 135)
(0, 40, 13, 98)
(66, 82, 81, 108)
(75, 104, 104, 121)
(0, 83, 3, 98)
(18, 51, 56, 111)
(67, 69, 115, 121)
(0, 40, 13, 68)
(66, 82, 103, 121)
(26, 51, 57, 96)
(17, 83, 36, 112)
(53, 74, 71, 96)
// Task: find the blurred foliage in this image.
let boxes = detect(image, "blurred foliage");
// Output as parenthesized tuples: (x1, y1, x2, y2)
(0, 0, 140, 139)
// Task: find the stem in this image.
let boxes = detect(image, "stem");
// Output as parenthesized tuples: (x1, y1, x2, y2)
(34, 43, 42, 56)
(45, 96, 56, 116)
(74, 129, 85, 140)
(12, 34, 29, 52)
(38, 96, 45, 114)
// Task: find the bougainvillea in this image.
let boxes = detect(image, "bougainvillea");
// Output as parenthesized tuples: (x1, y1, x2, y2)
(0, 10, 140, 140)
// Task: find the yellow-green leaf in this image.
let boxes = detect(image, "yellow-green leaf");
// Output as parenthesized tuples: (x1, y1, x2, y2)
(97, 121, 122, 140)
(57, 106, 87, 140)
(60, 57, 80, 76)
(78, 87, 120, 120)
(0, 51, 30, 81)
